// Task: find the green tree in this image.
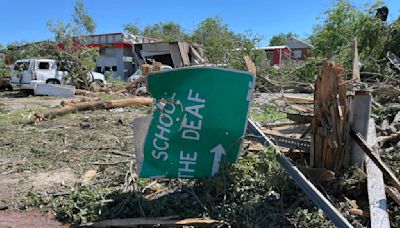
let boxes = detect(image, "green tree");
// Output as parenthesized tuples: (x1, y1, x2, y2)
(269, 32, 298, 46)
(142, 22, 185, 41)
(45, 0, 99, 89)
(191, 17, 240, 64)
(123, 23, 142, 35)
(0, 44, 7, 78)
(309, 0, 397, 71)
(190, 16, 266, 80)
(73, 0, 96, 34)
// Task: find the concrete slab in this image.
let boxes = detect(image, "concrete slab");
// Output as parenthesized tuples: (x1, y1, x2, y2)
(34, 84, 75, 97)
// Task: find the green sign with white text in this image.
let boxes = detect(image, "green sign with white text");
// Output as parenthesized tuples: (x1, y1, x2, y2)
(134, 67, 254, 178)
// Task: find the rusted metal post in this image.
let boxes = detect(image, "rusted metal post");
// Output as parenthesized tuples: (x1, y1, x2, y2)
(349, 89, 372, 167)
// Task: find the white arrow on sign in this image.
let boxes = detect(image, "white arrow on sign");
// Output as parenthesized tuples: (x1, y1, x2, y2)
(210, 144, 226, 176)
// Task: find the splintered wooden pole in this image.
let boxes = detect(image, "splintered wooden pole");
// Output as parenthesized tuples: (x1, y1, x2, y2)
(365, 119, 390, 228)
(352, 37, 361, 82)
(349, 90, 372, 167)
(311, 61, 348, 172)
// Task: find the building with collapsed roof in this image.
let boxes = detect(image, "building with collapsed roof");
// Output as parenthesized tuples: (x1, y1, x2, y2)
(73, 33, 160, 79)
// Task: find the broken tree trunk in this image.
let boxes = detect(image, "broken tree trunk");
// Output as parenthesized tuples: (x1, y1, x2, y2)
(310, 61, 349, 172)
(32, 97, 153, 124)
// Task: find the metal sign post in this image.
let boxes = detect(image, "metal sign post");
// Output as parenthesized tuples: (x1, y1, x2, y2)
(246, 119, 353, 228)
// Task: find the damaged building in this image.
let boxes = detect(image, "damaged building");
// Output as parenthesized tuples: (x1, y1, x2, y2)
(75, 33, 160, 79)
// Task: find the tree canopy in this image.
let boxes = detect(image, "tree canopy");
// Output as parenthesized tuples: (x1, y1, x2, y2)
(123, 23, 141, 35)
(309, 0, 400, 71)
(269, 32, 298, 46)
(72, 0, 96, 34)
(143, 22, 186, 42)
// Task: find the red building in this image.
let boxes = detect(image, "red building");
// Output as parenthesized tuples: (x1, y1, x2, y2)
(285, 36, 313, 60)
(260, 46, 292, 66)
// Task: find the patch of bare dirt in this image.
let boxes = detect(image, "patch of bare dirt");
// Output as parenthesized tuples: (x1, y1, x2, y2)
(0, 91, 86, 112)
(0, 208, 62, 228)
(0, 91, 147, 209)
(0, 169, 77, 206)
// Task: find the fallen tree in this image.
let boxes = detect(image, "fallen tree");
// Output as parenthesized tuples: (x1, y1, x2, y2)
(32, 97, 153, 124)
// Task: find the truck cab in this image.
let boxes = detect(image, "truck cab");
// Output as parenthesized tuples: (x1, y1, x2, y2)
(10, 58, 106, 90)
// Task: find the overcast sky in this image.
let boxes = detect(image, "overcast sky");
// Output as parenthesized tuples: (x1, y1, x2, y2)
(1, 0, 400, 46)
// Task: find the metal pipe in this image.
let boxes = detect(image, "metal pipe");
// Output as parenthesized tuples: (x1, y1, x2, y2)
(247, 119, 353, 228)
(349, 89, 372, 167)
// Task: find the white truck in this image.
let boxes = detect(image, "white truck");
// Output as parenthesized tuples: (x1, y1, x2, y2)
(10, 58, 106, 90)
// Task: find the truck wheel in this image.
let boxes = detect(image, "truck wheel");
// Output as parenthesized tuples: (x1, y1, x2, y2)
(21, 89, 34, 96)
(46, 79, 60, 84)
(94, 79, 105, 88)
(89, 80, 105, 91)
(5, 84, 13, 91)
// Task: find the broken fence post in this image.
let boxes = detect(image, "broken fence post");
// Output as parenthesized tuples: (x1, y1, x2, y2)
(247, 119, 353, 228)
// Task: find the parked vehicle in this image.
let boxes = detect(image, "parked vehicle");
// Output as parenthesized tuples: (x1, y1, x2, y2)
(10, 58, 106, 90)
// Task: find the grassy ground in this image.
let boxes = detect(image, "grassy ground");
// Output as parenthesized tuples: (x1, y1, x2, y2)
(1, 91, 399, 227)
(0, 91, 335, 226)
(0, 91, 146, 207)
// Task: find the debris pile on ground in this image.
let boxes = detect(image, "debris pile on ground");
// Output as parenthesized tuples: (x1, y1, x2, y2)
(1, 2, 400, 226)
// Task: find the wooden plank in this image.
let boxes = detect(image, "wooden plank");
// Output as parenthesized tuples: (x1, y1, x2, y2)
(247, 119, 353, 228)
(350, 127, 400, 192)
(284, 95, 314, 104)
(286, 113, 313, 124)
(87, 217, 221, 227)
(385, 186, 400, 205)
(299, 167, 335, 182)
(169, 42, 184, 68)
(365, 119, 390, 228)
(291, 105, 314, 113)
(178, 42, 191, 66)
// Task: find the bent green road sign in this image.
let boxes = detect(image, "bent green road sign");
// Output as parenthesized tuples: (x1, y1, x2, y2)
(133, 67, 254, 178)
